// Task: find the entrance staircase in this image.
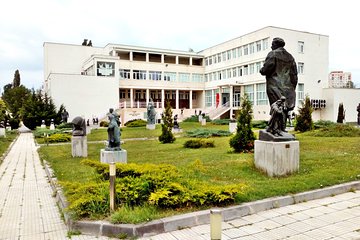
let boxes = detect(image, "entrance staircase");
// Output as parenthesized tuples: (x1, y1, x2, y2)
(207, 102, 230, 120)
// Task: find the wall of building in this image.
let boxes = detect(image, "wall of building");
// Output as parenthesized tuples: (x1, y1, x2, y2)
(48, 74, 118, 121)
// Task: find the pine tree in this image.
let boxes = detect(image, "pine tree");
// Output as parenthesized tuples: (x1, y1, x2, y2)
(13, 70, 21, 87)
(229, 95, 256, 153)
(159, 101, 175, 143)
(336, 103, 345, 123)
(294, 95, 313, 132)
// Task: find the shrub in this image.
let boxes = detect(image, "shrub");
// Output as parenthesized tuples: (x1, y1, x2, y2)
(33, 127, 62, 138)
(47, 133, 71, 143)
(183, 115, 211, 122)
(99, 120, 109, 127)
(295, 95, 313, 132)
(184, 139, 215, 148)
(306, 124, 360, 137)
(56, 122, 73, 129)
(337, 103, 345, 123)
(314, 120, 336, 129)
(159, 101, 175, 143)
(185, 129, 231, 138)
(229, 95, 256, 153)
(251, 120, 268, 129)
(125, 119, 147, 127)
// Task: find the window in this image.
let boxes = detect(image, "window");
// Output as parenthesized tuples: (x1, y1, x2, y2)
(205, 90, 212, 107)
(238, 66, 242, 76)
(244, 65, 248, 75)
(256, 41, 262, 52)
(179, 73, 190, 82)
(209, 57, 212, 65)
(213, 55, 217, 64)
(298, 41, 304, 53)
(192, 73, 204, 82)
(205, 58, 209, 66)
(222, 52, 226, 61)
(119, 69, 130, 79)
(164, 72, 176, 81)
(232, 67, 237, 77)
(243, 45, 249, 55)
(297, 83, 304, 105)
(256, 62, 261, 73)
(222, 70, 226, 79)
(97, 62, 115, 77)
(249, 64, 255, 74)
(263, 38, 269, 50)
(256, 83, 268, 105)
(227, 69, 232, 78)
(238, 47, 242, 57)
(227, 50, 231, 60)
(249, 43, 255, 54)
(298, 62, 304, 74)
(217, 54, 221, 63)
(133, 70, 146, 80)
(244, 85, 254, 104)
(149, 71, 162, 80)
(232, 49, 237, 58)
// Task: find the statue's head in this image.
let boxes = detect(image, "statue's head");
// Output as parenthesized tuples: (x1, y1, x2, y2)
(280, 96, 286, 102)
(271, 38, 285, 50)
(109, 108, 114, 113)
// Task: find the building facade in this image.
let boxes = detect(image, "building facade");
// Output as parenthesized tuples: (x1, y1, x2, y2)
(328, 71, 352, 88)
(45, 26, 344, 124)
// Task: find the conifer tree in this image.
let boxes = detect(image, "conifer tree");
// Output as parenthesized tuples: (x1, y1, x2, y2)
(229, 95, 256, 153)
(159, 101, 175, 143)
(294, 95, 313, 132)
(13, 70, 21, 87)
(336, 103, 345, 123)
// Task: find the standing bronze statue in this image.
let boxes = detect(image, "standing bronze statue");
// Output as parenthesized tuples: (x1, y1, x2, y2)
(357, 103, 360, 125)
(260, 38, 298, 137)
(106, 110, 121, 150)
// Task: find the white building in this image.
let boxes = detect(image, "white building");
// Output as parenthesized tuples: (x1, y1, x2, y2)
(328, 71, 352, 88)
(43, 26, 360, 124)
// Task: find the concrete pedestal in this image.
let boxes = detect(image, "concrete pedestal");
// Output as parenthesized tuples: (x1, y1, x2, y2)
(201, 119, 206, 126)
(40, 124, 46, 128)
(100, 149, 127, 164)
(172, 128, 183, 134)
(229, 122, 237, 133)
(254, 140, 299, 177)
(0, 128, 5, 137)
(50, 123, 55, 130)
(146, 124, 156, 130)
(198, 115, 203, 122)
(71, 136, 87, 157)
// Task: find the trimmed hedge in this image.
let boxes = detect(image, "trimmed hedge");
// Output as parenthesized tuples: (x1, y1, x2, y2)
(125, 119, 147, 127)
(47, 133, 71, 143)
(184, 139, 215, 148)
(185, 129, 231, 138)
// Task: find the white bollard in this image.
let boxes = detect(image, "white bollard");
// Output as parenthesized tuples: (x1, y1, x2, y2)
(210, 209, 222, 240)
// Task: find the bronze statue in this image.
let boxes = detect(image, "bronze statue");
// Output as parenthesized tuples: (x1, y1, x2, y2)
(106, 112, 121, 150)
(260, 38, 298, 137)
(147, 99, 156, 124)
(173, 114, 179, 129)
(71, 116, 86, 136)
(357, 103, 360, 125)
(61, 109, 69, 123)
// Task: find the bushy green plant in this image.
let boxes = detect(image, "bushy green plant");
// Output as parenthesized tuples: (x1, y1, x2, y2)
(125, 119, 147, 127)
(251, 120, 268, 129)
(306, 124, 360, 137)
(314, 120, 336, 129)
(337, 103, 345, 123)
(229, 95, 256, 153)
(185, 129, 231, 138)
(183, 139, 215, 148)
(33, 127, 63, 138)
(211, 119, 230, 125)
(183, 115, 211, 122)
(294, 95, 314, 132)
(159, 101, 175, 143)
(56, 122, 73, 129)
(47, 133, 71, 143)
(99, 120, 109, 127)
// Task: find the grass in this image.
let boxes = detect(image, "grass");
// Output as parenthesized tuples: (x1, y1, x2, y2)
(37, 125, 360, 223)
(0, 131, 18, 160)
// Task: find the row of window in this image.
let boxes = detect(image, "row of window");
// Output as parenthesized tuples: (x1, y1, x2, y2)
(119, 89, 197, 100)
(119, 69, 205, 83)
(205, 83, 304, 107)
(205, 38, 269, 66)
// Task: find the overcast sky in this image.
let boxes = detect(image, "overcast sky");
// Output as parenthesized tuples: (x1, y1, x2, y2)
(0, 0, 359, 94)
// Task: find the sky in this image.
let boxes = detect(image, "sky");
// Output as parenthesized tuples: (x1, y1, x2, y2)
(0, 0, 359, 94)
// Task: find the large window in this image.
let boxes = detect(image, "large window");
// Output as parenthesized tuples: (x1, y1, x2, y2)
(256, 83, 268, 105)
(179, 73, 190, 82)
(249, 43, 255, 54)
(244, 45, 249, 55)
(164, 72, 176, 81)
(262, 38, 269, 50)
(149, 71, 162, 81)
(119, 69, 130, 79)
(97, 62, 115, 77)
(297, 83, 304, 105)
(192, 73, 204, 82)
(298, 62, 304, 74)
(256, 41, 262, 52)
(205, 90, 212, 107)
(244, 85, 254, 104)
(133, 70, 146, 80)
(249, 64, 255, 75)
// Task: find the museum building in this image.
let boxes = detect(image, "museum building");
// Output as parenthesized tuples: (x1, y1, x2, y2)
(44, 26, 358, 124)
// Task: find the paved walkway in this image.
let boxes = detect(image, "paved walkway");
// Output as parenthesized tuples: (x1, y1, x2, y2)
(1, 133, 360, 239)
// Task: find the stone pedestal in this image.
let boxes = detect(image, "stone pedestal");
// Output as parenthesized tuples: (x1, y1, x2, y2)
(100, 149, 127, 164)
(172, 128, 183, 134)
(50, 123, 55, 130)
(198, 115, 203, 122)
(201, 119, 206, 126)
(146, 124, 155, 130)
(71, 136, 87, 157)
(254, 140, 299, 177)
(41, 124, 46, 128)
(229, 122, 237, 133)
(0, 128, 5, 137)
(86, 126, 91, 135)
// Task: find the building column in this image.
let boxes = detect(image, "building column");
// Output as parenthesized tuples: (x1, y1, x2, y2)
(176, 56, 179, 64)
(211, 89, 215, 108)
(146, 53, 149, 62)
(130, 88, 134, 108)
(189, 90, 193, 109)
(218, 87, 222, 107)
(176, 89, 179, 109)
(229, 85, 234, 117)
(130, 51, 133, 61)
(161, 89, 165, 108)
(161, 54, 164, 64)
(146, 89, 150, 106)
(190, 57, 193, 66)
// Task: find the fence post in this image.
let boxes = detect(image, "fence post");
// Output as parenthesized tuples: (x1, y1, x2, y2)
(109, 162, 116, 211)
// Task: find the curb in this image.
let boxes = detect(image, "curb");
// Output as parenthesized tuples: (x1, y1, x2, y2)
(43, 161, 360, 238)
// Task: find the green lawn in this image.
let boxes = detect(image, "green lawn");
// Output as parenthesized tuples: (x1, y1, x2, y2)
(0, 131, 18, 160)
(39, 128, 360, 211)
